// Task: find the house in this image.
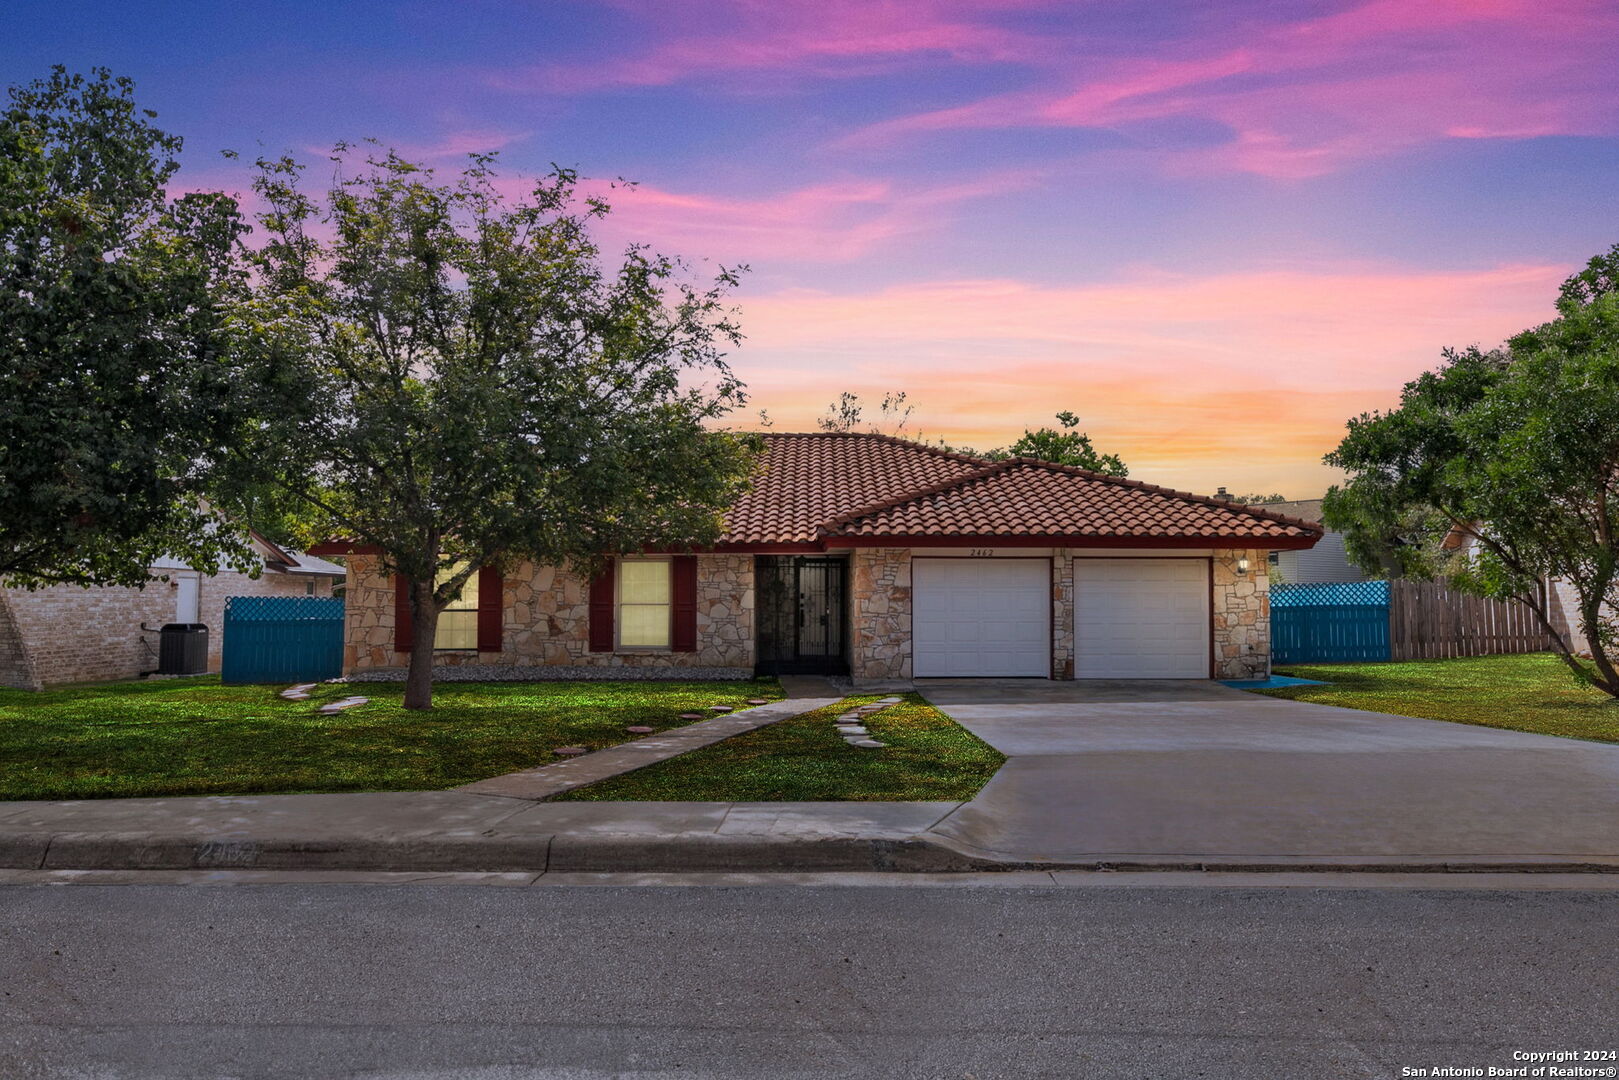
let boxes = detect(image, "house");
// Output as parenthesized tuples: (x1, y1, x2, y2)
(1223, 495, 1366, 584)
(1440, 525, 1611, 659)
(0, 533, 344, 690)
(323, 433, 1321, 684)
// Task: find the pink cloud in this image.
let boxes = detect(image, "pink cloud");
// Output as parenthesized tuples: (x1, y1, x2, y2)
(843, 0, 1619, 176)
(579, 169, 1038, 262)
(490, 0, 1048, 92)
(732, 261, 1569, 493)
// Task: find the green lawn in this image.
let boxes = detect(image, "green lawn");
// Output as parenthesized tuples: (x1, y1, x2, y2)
(1259, 652, 1619, 743)
(0, 676, 781, 801)
(554, 692, 1005, 802)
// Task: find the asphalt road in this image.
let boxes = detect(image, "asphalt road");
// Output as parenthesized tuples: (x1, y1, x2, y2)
(2, 880, 1616, 1079)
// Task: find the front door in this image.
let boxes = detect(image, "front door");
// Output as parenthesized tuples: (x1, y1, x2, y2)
(755, 556, 848, 675)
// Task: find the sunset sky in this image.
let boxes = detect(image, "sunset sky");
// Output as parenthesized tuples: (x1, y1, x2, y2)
(9, 0, 1619, 497)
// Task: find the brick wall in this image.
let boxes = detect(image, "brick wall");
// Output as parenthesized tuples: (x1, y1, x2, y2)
(2, 569, 333, 688)
(0, 591, 42, 690)
(344, 554, 753, 672)
(1546, 576, 1615, 658)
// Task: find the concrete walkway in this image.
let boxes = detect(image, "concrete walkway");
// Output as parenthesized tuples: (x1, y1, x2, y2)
(457, 695, 839, 800)
(917, 678, 1619, 869)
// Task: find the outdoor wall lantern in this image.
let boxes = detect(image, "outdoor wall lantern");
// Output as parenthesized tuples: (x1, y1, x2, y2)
(1237, 555, 1250, 576)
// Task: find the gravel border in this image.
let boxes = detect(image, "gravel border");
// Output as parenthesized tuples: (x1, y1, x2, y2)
(348, 665, 756, 683)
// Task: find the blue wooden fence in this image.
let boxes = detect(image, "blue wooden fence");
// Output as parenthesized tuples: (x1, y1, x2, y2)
(1271, 580, 1390, 664)
(221, 596, 345, 684)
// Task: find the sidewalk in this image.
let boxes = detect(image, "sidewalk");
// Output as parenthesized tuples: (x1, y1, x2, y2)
(0, 792, 973, 873)
(4, 787, 1619, 874)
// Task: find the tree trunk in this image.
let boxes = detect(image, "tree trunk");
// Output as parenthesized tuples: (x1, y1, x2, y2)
(1579, 596, 1619, 699)
(403, 579, 440, 711)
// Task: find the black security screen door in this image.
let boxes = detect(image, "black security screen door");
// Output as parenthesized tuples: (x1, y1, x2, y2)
(755, 556, 848, 675)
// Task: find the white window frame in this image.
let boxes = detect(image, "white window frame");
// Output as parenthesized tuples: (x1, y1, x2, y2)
(433, 563, 480, 652)
(616, 556, 672, 651)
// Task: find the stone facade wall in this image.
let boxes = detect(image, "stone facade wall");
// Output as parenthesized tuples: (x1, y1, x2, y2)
(344, 554, 753, 672)
(1051, 549, 1075, 680)
(2, 568, 331, 688)
(849, 548, 912, 682)
(1211, 548, 1270, 680)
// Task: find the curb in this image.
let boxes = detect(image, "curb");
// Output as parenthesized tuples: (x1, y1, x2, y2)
(4, 829, 1618, 876)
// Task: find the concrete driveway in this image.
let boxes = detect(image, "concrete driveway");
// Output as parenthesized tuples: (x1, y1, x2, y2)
(918, 679, 1619, 867)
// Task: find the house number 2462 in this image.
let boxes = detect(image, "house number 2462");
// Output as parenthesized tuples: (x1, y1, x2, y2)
(968, 549, 994, 557)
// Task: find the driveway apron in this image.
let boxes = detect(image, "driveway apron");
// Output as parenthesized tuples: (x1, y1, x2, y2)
(917, 679, 1619, 863)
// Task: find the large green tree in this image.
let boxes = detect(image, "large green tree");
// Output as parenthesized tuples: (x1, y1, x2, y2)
(225, 146, 758, 709)
(1324, 245, 1619, 698)
(0, 68, 257, 587)
(1000, 411, 1128, 476)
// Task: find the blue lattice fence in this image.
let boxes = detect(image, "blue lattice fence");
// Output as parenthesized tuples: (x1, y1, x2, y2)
(221, 596, 345, 684)
(1271, 580, 1390, 664)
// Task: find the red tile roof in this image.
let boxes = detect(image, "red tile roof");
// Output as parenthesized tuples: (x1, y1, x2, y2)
(721, 433, 985, 545)
(723, 434, 1321, 548)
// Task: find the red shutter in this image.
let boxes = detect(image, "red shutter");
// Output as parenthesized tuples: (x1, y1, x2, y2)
(672, 555, 698, 652)
(477, 566, 503, 653)
(393, 574, 414, 652)
(588, 561, 615, 652)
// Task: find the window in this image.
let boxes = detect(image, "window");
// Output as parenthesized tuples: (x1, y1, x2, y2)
(434, 563, 479, 650)
(305, 580, 316, 596)
(618, 559, 671, 648)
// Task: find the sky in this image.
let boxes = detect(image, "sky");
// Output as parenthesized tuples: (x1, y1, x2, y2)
(8, 0, 1619, 497)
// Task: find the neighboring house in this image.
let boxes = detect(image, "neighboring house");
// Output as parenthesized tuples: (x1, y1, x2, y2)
(320, 433, 1321, 683)
(1223, 495, 1366, 584)
(1440, 525, 1611, 658)
(0, 533, 344, 690)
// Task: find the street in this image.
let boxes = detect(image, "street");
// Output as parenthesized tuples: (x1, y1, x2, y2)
(2, 876, 1616, 1078)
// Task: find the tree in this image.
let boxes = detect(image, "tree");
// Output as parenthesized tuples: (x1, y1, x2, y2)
(0, 68, 258, 587)
(817, 390, 913, 436)
(1001, 411, 1128, 476)
(1324, 245, 1619, 698)
(225, 146, 758, 709)
(1227, 492, 1288, 505)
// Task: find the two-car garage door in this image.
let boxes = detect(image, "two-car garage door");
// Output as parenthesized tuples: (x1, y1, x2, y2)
(912, 557, 1211, 678)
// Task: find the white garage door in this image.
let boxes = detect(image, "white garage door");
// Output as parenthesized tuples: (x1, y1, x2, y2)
(913, 559, 1050, 677)
(1073, 559, 1210, 679)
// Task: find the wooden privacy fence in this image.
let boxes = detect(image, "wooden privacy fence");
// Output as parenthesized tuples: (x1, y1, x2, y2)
(1385, 580, 1553, 661)
(1272, 580, 1552, 665)
(221, 595, 345, 684)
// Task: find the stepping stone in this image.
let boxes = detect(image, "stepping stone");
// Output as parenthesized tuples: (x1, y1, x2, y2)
(746, 698, 772, 705)
(836, 725, 868, 736)
(280, 684, 317, 699)
(852, 739, 887, 748)
(315, 696, 369, 714)
(283, 693, 310, 701)
(708, 705, 734, 713)
(842, 735, 868, 745)
(625, 725, 656, 734)
(678, 713, 705, 720)
(552, 746, 588, 757)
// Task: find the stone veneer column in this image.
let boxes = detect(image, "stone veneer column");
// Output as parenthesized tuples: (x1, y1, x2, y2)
(1212, 548, 1270, 679)
(1052, 549, 1074, 679)
(849, 548, 912, 681)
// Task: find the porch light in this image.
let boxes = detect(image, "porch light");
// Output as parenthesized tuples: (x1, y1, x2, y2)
(1237, 555, 1250, 576)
